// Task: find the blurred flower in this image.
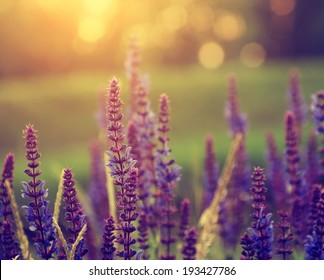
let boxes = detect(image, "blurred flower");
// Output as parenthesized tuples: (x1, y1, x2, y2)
(225, 75, 247, 137)
(181, 227, 197, 260)
(201, 135, 219, 211)
(276, 210, 293, 260)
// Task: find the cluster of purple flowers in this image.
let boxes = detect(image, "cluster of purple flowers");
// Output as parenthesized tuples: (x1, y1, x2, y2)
(2, 43, 324, 261)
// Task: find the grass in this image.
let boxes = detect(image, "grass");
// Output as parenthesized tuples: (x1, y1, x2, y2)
(1, 59, 324, 221)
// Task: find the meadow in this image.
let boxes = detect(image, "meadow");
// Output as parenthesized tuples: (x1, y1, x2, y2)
(1, 57, 324, 259)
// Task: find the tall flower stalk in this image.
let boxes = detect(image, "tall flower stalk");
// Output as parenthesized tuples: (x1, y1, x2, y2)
(21, 124, 57, 259)
(89, 139, 109, 226)
(241, 167, 273, 260)
(101, 216, 116, 260)
(156, 94, 181, 260)
(106, 77, 139, 260)
(285, 112, 307, 247)
(201, 135, 219, 211)
(287, 69, 307, 140)
(276, 210, 293, 260)
(62, 168, 88, 259)
(265, 132, 287, 208)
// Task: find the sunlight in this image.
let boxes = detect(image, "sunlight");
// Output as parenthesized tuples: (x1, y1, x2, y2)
(198, 42, 224, 69)
(83, 0, 113, 15)
(161, 5, 188, 33)
(240, 43, 266, 68)
(78, 17, 105, 43)
(213, 11, 246, 41)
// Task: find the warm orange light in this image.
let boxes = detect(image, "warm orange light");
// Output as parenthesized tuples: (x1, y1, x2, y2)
(161, 5, 188, 32)
(83, 0, 113, 16)
(198, 42, 224, 69)
(0, 0, 12, 14)
(189, 5, 214, 32)
(214, 11, 246, 41)
(270, 0, 295, 16)
(240, 43, 266, 68)
(78, 17, 105, 43)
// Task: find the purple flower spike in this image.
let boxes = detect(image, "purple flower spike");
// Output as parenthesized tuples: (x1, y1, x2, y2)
(0, 153, 15, 224)
(156, 94, 181, 260)
(306, 131, 319, 186)
(62, 168, 88, 259)
(21, 124, 57, 260)
(202, 136, 219, 211)
(89, 139, 109, 226)
(106, 78, 139, 260)
(285, 112, 308, 247)
(1, 220, 20, 260)
(287, 69, 307, 134)
(137, 211, 150, 259)
(276, 210, 293, 260)
(311, 91, 324, 134)
(178, 198, 190, 241)
(181, 227, 197, 260)
(101, 216, 116, 260)
(125, 36, 141, 116)
(250, 167, 268, 225)
(225, 75, 247, 137)
(240, 233, 255, 260)
(241, 167, 273, 260)
(265, 132, 286, 208)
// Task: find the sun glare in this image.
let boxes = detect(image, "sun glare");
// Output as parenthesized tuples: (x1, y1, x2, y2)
(83, 0, 112, 15)
(78, 17, 105, 43)
(161, 5, 188, 32)
(198, 42, 224, 69)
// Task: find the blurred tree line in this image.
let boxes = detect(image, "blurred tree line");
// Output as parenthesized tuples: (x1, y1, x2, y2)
(0, 0, 323, 78)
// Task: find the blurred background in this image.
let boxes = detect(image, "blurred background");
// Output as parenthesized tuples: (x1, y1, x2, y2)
(1, 0, 324, 217)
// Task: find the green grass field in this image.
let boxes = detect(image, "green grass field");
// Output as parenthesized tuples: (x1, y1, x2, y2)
(1, 59, 323, 219)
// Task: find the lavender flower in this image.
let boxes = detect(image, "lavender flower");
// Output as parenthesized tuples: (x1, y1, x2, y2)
(306, 130, 319, 186)
(202, 135, 219, 211)
(287, 69, 307, 137)
(305, 225, 323, 260)
(276, 210, 293, 260)
(265, 132, 286, 208)
(311, 91, 324, 134)
(181, 227, 197, 260)
(0, 153, 15, 223)
(247, 209, 273, 260)
(89, 139, 109, 226)
(1, 221, 20, 260)
(137, 211, 150, 259)
(311, 92, 324, 184)
(21, 124, 57, 260)
(308, 185, 321, 235)
(156, 94, 181, 260)
(101, 216, 116, 260)
(247, 167, 273, 260)
(225, 75, 247, 137)
(106, 77, 139, 260)
(178, 198, 190, 241)
(285, 112, 308, 247)
(240, 233, 255, 260)
(62, 168, 88, 259)
(133, 82, 158, 229)
(125, 36, 141, 116)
